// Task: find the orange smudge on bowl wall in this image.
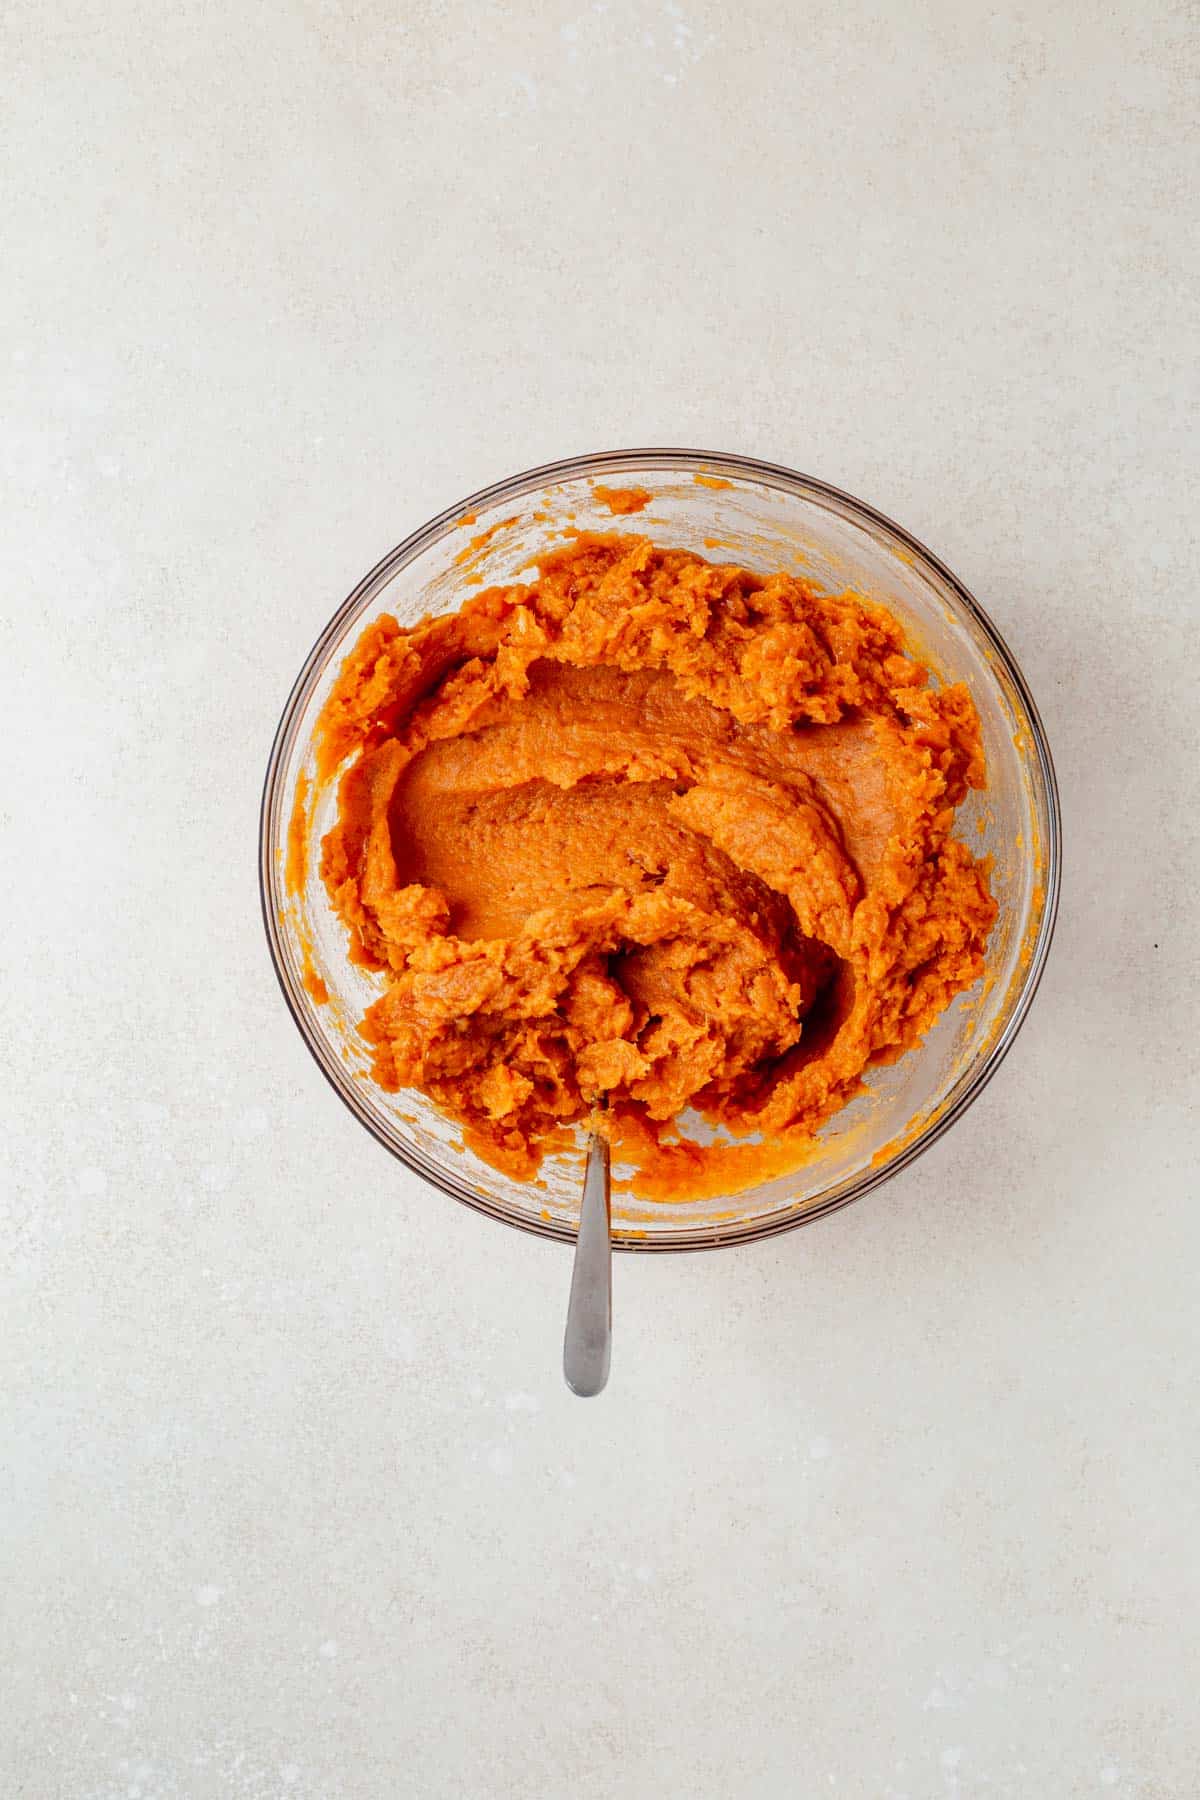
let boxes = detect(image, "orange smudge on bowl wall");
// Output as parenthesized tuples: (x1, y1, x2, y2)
(285, 768, 310, 896)
(452, 516, 519, 568)
(301, 953, 328, 1006)
(593, 484, 652, 515)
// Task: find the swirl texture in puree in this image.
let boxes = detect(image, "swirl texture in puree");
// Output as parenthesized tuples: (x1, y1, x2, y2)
(312, 534, 996, 1198)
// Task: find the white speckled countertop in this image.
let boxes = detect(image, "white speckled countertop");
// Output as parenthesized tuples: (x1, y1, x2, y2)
(3, 2, 1197, 1795)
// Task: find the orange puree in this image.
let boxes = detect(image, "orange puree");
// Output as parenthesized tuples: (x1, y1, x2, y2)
(311, 535, 995, 1197)
(593, 485, 652, 515)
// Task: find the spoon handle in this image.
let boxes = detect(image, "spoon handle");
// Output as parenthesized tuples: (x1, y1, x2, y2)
(562, 1131, 612, 1397)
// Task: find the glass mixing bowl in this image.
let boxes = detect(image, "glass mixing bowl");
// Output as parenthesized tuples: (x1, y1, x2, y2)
(260, 450, 1060, 1250)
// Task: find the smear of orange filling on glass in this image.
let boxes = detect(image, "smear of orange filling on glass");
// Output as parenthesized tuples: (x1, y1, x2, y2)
(306, 534, 995, 1199)
(285, 769, 310, 896)
(593, 484, 652, 515)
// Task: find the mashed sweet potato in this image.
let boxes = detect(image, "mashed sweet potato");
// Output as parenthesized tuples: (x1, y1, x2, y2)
(310, 533, 995, 1197)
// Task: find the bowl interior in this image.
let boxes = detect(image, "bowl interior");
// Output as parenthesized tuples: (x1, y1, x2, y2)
(261, 452, 1058, 1249)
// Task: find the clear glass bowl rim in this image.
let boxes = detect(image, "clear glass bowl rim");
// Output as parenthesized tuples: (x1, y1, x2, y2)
(259, 447, 1062, 1253)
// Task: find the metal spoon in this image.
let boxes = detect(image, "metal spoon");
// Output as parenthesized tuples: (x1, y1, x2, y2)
(562, 1128, 612, 1396)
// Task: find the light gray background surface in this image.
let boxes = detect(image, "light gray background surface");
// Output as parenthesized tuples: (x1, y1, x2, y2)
(3, 2, 1197, 1795)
